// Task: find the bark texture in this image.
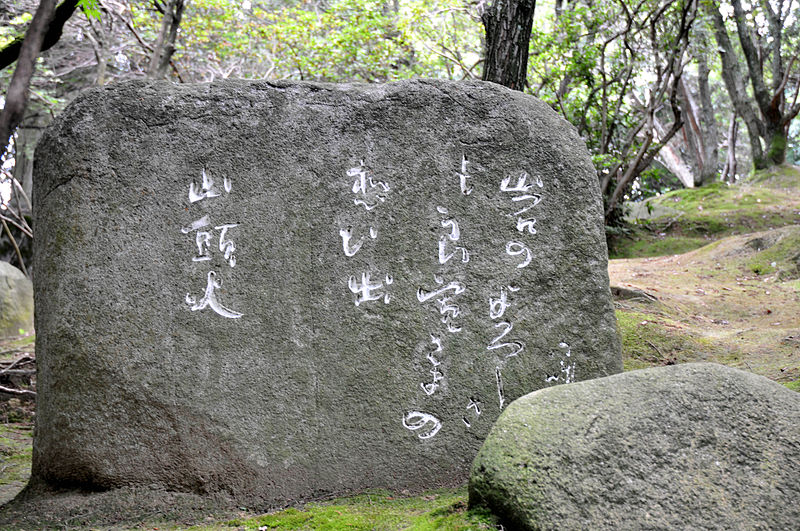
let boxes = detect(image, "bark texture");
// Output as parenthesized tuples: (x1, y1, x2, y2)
(481, 0, 536, 91)
(147, 0, 185, 79)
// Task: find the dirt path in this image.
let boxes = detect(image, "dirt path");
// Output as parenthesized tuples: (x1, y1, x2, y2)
(609, 225, 800, 386)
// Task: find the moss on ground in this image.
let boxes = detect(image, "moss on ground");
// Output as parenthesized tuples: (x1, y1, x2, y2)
(611, 164, 800, 258)
(220, 489, 497, 530)
(784, 380, 800, 392)
(616, 309, 722, 371)
(0, 477, 498, 530)
(0, 424, 32, 506)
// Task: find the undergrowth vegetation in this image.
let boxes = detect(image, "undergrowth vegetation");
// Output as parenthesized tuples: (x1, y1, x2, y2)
(610, 165, 800, 259)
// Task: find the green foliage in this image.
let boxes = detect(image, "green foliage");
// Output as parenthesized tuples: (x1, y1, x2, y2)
(0, 12, 32, 48)
(128, 0, 482, 83)
(77, 0, 102, 21)
(260, 0, 416, 82)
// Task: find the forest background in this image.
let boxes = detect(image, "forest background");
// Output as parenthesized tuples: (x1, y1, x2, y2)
(0, 0, 799, 273)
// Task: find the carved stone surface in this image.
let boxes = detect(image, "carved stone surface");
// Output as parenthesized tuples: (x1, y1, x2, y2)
(33, 79, 621, 505)
(0, 261, 33, 337)
(469, 363, 800, 530)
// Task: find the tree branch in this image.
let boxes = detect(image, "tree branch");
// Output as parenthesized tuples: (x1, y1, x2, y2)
(0, 384, 36, 399)
(0, 0, 80, 71)
(771, 55, 797, 109)
(0, 0, 58, 154)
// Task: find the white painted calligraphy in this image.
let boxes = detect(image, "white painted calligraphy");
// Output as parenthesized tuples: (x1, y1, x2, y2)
(181, 215, 210, 234)
(348, 161, 389, 211)
(489, 286, 513, 319)
(458, 154, 473, 195)
(339, 226, 378, 257)
(505, 241, 532, 269)
(348, 272, 392, 306)
(189, 169, 231, 203)
(416, 279, 465, 302)
(500, 171, 542, 235)
(487, 321, 525, 359)
(516, 217, 537, 235)
(417, 277, 465, 333)
(185, 271, 243, 319)
(462, 398, 482, 427)
(216, 224, 238, 267)
(402, 411, 442, 439)
(421, 335, 443, 396)
(436, 207, 469, 264)
(495, 368, 505, 409)
(546, 342, 576, 384)
(180, 215, 214, 262)
(500, 171, 543, 193)
(182, 218, 238, 266)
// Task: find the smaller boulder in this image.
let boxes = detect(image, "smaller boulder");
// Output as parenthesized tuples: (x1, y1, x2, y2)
(0, 261, 33, 337)
(469, 363, 800, 530)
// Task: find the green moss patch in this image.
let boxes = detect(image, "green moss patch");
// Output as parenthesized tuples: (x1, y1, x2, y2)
(222, 489, 497, 530)
(0, 424, 32, 505)
(613, 165, 800, 258)
(616, 309, 724, 370)
(784, 380, 800, 392)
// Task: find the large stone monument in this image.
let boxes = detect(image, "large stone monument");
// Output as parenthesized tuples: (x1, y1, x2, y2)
(32, 79, 621, 504)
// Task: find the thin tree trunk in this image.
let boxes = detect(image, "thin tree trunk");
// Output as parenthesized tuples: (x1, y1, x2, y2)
(707, 1, 767, 168)
(0, 0, 57, 153)
(679, 77, 705, 185)
(148, 0, 185, 79)
(481, 0, 536, 91)
(697, 53, 719, 183)
(11, 110, 49, 213)
(721, 112, 738, 183)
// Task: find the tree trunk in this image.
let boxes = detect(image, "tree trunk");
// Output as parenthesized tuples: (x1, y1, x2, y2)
(707, 3, 767, 169)
(678, 77, 705, 185)
(696, 53, 719, 183)
(0, 0, 57, 154)
(721, 112, 738, 182)
(481, 0, 536, 91)
(147, 0, 185, 79)
(11, 108, 49, 213)
(709, 0, 799, 170)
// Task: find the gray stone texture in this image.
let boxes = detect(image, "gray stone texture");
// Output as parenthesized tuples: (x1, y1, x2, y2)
(0, 261, 33, 337)
(469, 363, 800, 530)
(33, 79, 621, 505)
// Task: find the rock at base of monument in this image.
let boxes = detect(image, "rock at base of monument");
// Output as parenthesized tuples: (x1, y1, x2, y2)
(0, 261, 33, 337)
(32, 78, 621, 505)
(469, 363, 800, 530)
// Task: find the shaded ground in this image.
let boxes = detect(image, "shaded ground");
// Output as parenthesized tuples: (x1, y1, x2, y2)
(0, 424, 31, 507)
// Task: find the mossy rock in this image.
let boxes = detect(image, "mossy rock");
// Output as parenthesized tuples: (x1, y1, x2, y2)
(0, 261, 33, 338)
(469, 363, 800, 530)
